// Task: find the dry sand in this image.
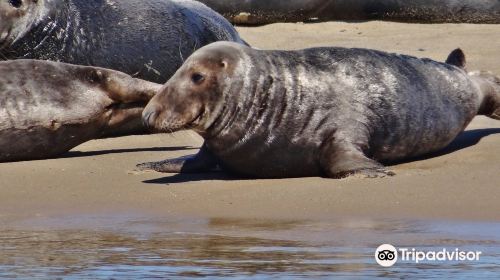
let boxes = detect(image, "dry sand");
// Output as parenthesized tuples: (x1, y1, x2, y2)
(1, 22, 499, 228)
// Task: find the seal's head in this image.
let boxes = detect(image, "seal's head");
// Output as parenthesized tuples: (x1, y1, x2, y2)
(0, 0, 50, 50)
(142, 41, 244, 134)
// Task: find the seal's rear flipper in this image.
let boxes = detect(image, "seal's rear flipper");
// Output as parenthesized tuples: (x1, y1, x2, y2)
(445, 48, 466, 69)
(472, 71, 500, 120)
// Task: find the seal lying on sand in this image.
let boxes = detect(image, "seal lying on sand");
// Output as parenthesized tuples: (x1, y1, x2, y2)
(197, 0, 500, 25)
(138, 42, 500, 178)
(0, 59, 162, 162)
(0, 0, 246, 83)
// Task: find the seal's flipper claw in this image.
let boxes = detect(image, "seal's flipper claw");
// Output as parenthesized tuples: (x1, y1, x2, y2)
(136, 154, 211, 173)
(335, 168, 395, 179)
(136, 157, 189, 173)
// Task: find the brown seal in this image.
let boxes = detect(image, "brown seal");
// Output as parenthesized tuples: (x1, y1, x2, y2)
(0, 59, 162, 162)
(138, 42, 500, 178)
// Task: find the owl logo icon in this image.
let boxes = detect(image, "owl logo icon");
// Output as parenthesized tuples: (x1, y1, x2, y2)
(375, 244, 398, 267)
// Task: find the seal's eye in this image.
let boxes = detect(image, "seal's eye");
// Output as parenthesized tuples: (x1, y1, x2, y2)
(191, 73, 205, 85)
(8, 0, 23, 8)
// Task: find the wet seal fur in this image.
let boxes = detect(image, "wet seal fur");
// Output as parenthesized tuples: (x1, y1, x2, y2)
(197, 0, 500, 25)
(138, 42, 500, 179)
(0, 0, 246, 83)
(0, 59, 162, 162)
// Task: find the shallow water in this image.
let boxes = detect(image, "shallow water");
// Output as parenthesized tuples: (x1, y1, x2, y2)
(0, 217, 499, 279)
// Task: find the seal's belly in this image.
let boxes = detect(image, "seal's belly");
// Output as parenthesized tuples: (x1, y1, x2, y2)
(215, 137, 323, 178)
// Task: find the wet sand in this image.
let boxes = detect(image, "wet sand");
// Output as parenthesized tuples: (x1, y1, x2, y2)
(1, 22, 500, 228)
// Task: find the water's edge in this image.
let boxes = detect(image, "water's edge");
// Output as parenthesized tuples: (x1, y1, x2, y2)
(1, 217, 499, 278)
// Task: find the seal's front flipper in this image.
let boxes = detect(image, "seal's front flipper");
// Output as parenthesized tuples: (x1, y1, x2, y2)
(320, 139, 395, 179)
(347, 168, 396, 179)
(136, 144, 218, 173)
(136, 155, 208, 173)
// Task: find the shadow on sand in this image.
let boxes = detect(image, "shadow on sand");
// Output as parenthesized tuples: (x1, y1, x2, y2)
(142, 172, 237, 185)
(63, 146, 196, 158)
(389, 128, 500, 165)
(142, 128, 500, 184)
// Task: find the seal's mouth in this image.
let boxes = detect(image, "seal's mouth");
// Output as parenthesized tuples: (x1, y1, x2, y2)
(158, 107, 206, 134)
(187, 107, 206, 130)
(0, 27, 13, 58)
(142, 106, 204, 134)
(0, 28, 9, 42)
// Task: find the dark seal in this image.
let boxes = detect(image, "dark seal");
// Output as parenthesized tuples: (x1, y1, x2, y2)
(197, 0, 500, 25)
(0, 59, 162, 162)
(138, 42, 500, 179)
(0, 0, 246, 83)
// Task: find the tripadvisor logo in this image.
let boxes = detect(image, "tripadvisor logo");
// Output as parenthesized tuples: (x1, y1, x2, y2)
(375, 244, 398, 267)
(375, 244, 482, 267)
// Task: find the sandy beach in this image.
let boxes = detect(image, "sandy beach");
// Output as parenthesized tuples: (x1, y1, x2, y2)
(1, 22, 499, 228)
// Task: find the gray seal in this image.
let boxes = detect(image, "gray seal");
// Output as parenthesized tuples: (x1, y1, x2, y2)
(138, 42, 500, 178)
(0, 59, 162, 162)
(0, 0, 246, 83)
(197, 0, 500, 25)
